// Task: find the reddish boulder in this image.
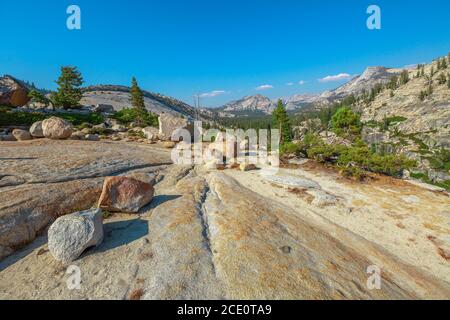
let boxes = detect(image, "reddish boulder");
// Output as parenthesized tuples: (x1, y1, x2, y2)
(98, 177, 154, 213)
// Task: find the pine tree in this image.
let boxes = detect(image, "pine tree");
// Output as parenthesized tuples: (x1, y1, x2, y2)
(437, 73, 447, 85)
(50, 66, 84, 109)
(130, 77, 147, 126)
(442, 57, 448, 69)
(28, 89, 49, 106)
(437, 59, 442, 70)
(399, 70, 409, 85)
(447, 73, 450, 89)
(272, 99, 291, 144)
(388, 75, 398, 89)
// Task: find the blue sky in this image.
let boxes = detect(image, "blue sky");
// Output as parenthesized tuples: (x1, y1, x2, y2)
(0, 0, 449, 107)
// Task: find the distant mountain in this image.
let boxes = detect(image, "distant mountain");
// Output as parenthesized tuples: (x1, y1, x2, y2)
(284, 94, 320, 110)
(214, 94, 276, 116)
(319, 66, 401, 103)
(81, 85, 209, 120)
(214, 66, 403, 119)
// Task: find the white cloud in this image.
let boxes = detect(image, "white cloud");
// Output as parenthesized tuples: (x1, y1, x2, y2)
(256, 84, 273, 91)
(199, 90, 226, 98)
(318, 73, 352, 83)
(299, 80, 306, 85)
(286, 82, 294, 86)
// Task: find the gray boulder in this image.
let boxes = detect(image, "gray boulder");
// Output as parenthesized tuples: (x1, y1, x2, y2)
(112, 124, 127, 132)
(30, 121, 45, 138)
(85, 134, 100, 141)
(12, 129, 32, 141)
(48, 208, 104, 263)
(0, 133, 16, 141)
(93, 104, 114, 114)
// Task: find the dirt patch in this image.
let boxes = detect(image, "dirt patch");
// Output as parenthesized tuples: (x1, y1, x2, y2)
(288, 187, 315, 204)
(427, 235, 450, 261)
(129, 288, 144, 300)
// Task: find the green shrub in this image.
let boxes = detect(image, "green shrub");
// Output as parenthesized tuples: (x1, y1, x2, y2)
(410, 172, 450, 191)
(280, 142, 302, 156)
(0, 109, 103, 127)
(307, 143, 344, 163)
(111, 108, 158, 127)
(339, 166, 367, 181)
(296, 133, 416, 178)
(331, 107, 361, 137)
(428, 148, 450, 170)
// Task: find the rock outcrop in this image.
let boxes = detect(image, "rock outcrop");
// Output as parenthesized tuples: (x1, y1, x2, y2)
(158, 114, 191, 141)
(0, 140, 171, 260)
(0, 75, 30, 107)
(48, 208, 104, 263)
(0, 140, 449, 300)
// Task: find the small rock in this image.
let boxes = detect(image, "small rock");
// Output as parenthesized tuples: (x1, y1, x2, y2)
(93, 104, 114, 114)
(112, 124, 127, 132)
(142, 127, 159, 141)
(92, 123, 107, 131)
(162, 141, 176, 149)
(204, 160, 226, 170)
(229, 163, 241, 170)
(30, 121, 45, 138)
(85, 134, 100, 141)
(12, 129, 32, 141)
(280, 246, 292, 254)
(42, 117, 73, 140)
(240, 163, 257, 172)
(98, 176, 154, 213)
(48, 208, 104, 263)
(70, 131, 85, 140)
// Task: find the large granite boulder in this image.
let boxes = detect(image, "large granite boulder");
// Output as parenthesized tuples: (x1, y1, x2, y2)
(42, 117, 73, 139)
(0, 75, 29, 107)
(98, 176, 154, 213)
(158, 114, 192, 141)
(29, 121, 45, 138)
(48, 208, 104, 263)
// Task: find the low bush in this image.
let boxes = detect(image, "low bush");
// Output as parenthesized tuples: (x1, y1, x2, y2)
(0, 109, 103, 127)
(111, 108, 158, 127)
(293, 134, 416, 178)
(331, 107, 361, 138)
